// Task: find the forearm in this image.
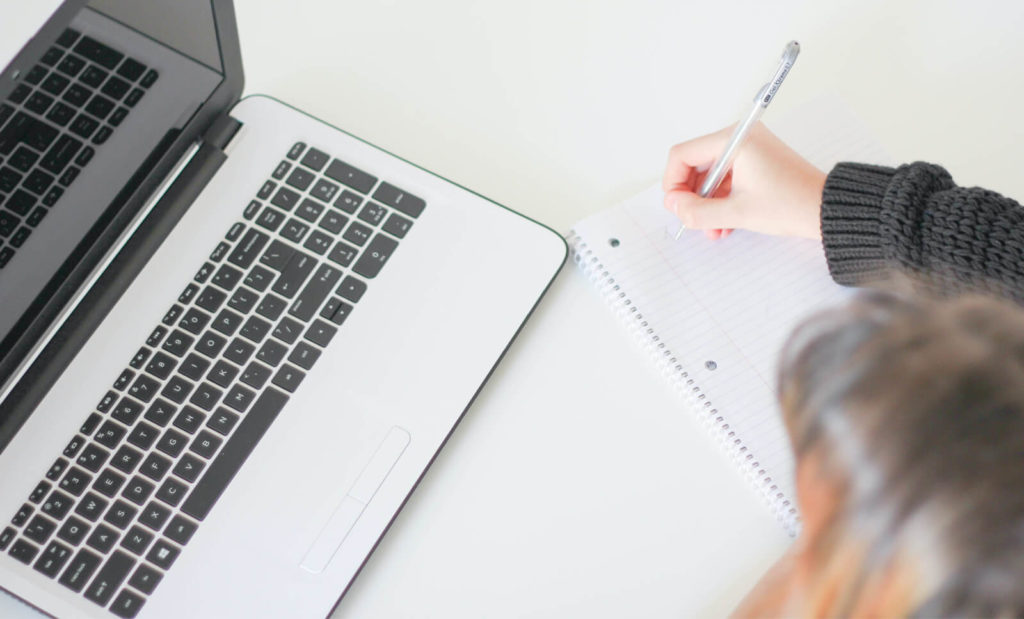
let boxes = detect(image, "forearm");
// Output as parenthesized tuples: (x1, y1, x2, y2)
(820, 162, 1024, 301)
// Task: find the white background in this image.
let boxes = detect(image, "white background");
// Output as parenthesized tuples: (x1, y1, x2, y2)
(4, 0, 1024, 617)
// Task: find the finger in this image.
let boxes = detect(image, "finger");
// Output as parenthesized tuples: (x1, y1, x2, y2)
(661, 126, 734, 193)
(668, 189, 741, 231)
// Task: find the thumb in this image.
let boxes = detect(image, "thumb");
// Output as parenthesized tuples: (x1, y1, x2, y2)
(665, 189, 741, 231)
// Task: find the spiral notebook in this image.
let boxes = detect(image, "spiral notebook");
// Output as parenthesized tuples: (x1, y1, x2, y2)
(568, 98, 892, 534)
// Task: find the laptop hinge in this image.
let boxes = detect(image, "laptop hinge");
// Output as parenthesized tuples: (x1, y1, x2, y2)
(204, 113, 243, 151)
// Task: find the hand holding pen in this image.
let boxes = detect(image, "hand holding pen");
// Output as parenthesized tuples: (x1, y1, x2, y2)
(663, 41, 824, 241)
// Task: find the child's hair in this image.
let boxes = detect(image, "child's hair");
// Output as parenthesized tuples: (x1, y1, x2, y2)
(777, 290, 1024, 616)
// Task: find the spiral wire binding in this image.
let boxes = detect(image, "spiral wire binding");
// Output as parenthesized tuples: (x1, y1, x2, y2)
(568, 231, 800, 536)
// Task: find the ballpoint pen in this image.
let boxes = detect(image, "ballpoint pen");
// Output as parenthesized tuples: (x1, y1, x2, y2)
(673, 40, 800, 240)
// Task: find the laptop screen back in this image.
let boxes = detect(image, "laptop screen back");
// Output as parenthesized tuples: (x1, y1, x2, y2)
(0, 0, 236, 439)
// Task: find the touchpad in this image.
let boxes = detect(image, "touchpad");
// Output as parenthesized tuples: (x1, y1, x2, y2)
(300, 426, 411, 574)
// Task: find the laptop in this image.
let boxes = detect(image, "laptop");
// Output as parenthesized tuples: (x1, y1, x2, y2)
(0, 1, 566, 616)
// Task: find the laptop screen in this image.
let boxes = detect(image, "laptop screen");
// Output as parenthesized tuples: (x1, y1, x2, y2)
(0, 0, 232, 428)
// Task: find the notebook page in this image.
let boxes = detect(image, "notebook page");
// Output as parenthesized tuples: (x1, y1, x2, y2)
(571, 96, 891, 530)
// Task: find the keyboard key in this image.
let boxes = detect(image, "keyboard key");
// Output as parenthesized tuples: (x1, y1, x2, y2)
(342, 221, 372, 246)
(45, 458, 69, 481)
(111, 445, 144, 474)
(46, 101, 75, 126)
(5, 190, 35, 215)
(12, 502, 33, 526)
(353, 233, 399, 278)
(382, 212, 413, 238)
(111, 588, 146, 618)
(303, 229, 333, 255)
(122, 476, 155, 506)
(41, 73, 70, 96)
(144, 399, 177, 427)
(75, 36, 124, 69)
(120, 525, 154, 556)
(260, 239, 294, 271)
(57, 516, 90, 545)
(285, 167, 313, 191)
(183, 354, 215, 385)
(334, 189, 362, 214)
(271, 186, 300, 211)
(34, 540, 73, 578)
(272, 316, 303, 345)
(255, 206, 285, 232)
(105, 499, 139, 528)
(325, 158, 377, 194)
(358, 201, 388, 226)
(95, 421, 127, 449)
(111, 397, 144, 425)
(156, 428, 188, 458)
(63, 434, 86, 458)
(180, 388, 289, 520)
(58, 547, 101, 592)
(240, 314, 272, 343)
(243, 200, 261, 220)
(196, 285, 228, 313)
(24, 91, 53, 115)
(373, 181, 426, 218)
(337, 275, 367, 303)
(117, 58, 147, 81)
(139, 501, 171, 531)
(66, 112, 99, 142)
(240, 362, 272, 390)
(228, 227, 270, 269)
(223, 337, 256, 366)
(129, 347, 152, 369)
(128, 563, 162, 595)
(29, 480, 52, 504)
(286, 142, 306, 160)
(280, 218, 310, 243)
(139, 452, 172, 482)
(127, 421, 161, 451)
(244, 265, 275, 292)
(9, 539, 39, 565)
(165, 515, 198, 546)
(92, 126, 113, 145)
(189, 381, 223, 410)
(24, 514, 57, 544)
(76, 444, 109, 473)
(172, 453, 205, 483)
(304, 319, 337, 347)
(318, 210, 348, 235)
(288, 341, 321, 370)
(128, 373, 160, 403)
(208, 358, 240, 386)
(109, 106, 128, 126)
(62, 83, 91, 106)
(74, 492, 109, 522)
(300, 147, 329, 171)
(296, 198, 324, 222)
(256, 339, 287, 367)
(189, 430, 223, 460)
(101, 76, 130, 100)
(85, 93, 115, 120)
(79, 65, 108, 88)
(0, 527, 15, 551)
(155, 476, 189, 507)
(0, 166, 20, 192)
(86, 523, 119, 554)
(162, 329, 194, 357)
(310, 178, 339, 202)
(84, 550, 135, 606)
(289, 263, 342, 321)
(322, 299, 353, 326)
(140, 68, 159, 88)
(59, 466, 92, 499)
(206, 408, 240, 436)
(212, 263, 243, 291)
(272, 160, 291, 180)
(93, 469, 127, 498)
(56, 28, 81, 48)
(146, 538, 180, 570)
(145, 352, 176, 380)
(256, 293, 288, 321)
(272, 364, 305, 393)
(162, 375, 194, 404)
(271, 251, 317, 298)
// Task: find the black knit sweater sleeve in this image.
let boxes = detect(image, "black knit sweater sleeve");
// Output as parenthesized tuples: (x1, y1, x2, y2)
(820, 162, 1024, 301)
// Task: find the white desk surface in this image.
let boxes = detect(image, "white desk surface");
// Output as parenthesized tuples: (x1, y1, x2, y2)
(5, 1, 1024, 617)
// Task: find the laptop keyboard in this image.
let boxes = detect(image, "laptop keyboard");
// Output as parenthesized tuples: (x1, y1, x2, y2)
(0, 28, 159, 269)
(0, 141, 425, 617)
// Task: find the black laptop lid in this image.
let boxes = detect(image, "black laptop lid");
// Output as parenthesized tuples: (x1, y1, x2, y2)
(0, 0, 242, 442)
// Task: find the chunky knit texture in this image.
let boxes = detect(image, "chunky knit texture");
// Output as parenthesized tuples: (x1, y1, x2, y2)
(821, 162, 1024, 301)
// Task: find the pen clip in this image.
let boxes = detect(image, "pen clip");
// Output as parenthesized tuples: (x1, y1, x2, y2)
(759, 40, 800, 108)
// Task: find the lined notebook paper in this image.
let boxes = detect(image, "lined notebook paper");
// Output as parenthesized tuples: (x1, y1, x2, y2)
(569, 97, 892, 534)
